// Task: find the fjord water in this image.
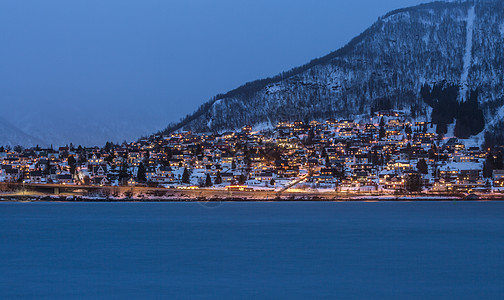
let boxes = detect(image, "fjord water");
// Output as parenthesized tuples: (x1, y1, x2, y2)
(0, 202, 503, 299)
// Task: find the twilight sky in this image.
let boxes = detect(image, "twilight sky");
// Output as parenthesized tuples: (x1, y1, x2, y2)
(0, 0, 428, 144)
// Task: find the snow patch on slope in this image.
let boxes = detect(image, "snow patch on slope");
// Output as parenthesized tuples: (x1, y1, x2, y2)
(266, 84, 282, 93)
(446, 123, 456, 139)
(459, 5, 475, 102)
(252, 122, 274, 132)
(422, 33, 430, 45)
(463, 131, 485, 148)
(211, 99, 223, 115)
(443, 121, 484, 148)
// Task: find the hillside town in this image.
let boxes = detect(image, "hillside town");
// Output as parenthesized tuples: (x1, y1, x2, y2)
(1, 111, 504, 196)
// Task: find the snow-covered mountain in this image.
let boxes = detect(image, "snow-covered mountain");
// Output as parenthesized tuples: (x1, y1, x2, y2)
(162, 0, 504, 145)
(0, 117, 46, 147)
(0, 110, 161, 148)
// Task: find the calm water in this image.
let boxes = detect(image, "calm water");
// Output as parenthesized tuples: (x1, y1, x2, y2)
(0, 201, 503, 299)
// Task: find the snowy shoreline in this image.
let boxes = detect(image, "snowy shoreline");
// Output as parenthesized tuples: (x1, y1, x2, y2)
(1, 194, 501, 203)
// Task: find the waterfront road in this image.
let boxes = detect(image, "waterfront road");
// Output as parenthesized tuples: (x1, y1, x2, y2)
(2, 183, 502, 201)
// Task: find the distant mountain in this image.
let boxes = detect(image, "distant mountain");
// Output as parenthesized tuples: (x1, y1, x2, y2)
(0, 110, 162, 148)
(0, 117, 46, 147)
(161, 0, 504, 146)
(0, 113, 160, 148)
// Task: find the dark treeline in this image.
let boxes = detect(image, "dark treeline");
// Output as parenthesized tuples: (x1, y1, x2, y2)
(484, 121, 504, 149)
(370, 97, 392, 115)
(482, 150, 504, 178)
(421, 83, 485, 138)
(420, 82, 458, 134)
(455, 90, 485, 139)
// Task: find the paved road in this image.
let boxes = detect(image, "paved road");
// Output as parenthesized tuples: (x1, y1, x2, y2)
(2, 183, 495, 200)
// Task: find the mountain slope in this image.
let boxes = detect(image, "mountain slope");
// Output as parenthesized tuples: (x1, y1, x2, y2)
(161, 0, 504, 141)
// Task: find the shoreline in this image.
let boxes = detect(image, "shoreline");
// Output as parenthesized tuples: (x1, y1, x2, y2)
(1, 194, 503, 203)
(2, 183, 503, 202)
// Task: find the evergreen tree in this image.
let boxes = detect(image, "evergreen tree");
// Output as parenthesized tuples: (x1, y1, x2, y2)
(379, 117, 385, 127)
(182, 167, 191, 184)
(104, 142, 112, 153)
(78, 148, 88, 163)
(67, 156, 77, 175)
(379, 126, 386, 139)
(137, 163, 146, 183)
(205, 173, 212, 187)
(44, 159, 51, 175)
(197, 144, 204, 156)
(215, 171, 222, 184)
(270, 178, 275, 186)
(406, 142, 412, 160)
(119, 163, 129, 181)
(306, 129, 315, 145)
(238, 174, 246, 185)
(405, 173, 422, 192)
(496, 152, 504, 170)
(143, 152, 150, 165)
(416, 158, 428, 174)
(432, 167, 439, 178)
(483, 154, 495, 178)
(321, 147, 327, 158)
(371, 151, 380, 166)
(436, 122, 447, 136)
(105, 152, 116, 163)
(405, 125, 412, 136)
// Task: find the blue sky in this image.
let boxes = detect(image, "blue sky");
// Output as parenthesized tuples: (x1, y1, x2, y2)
(0, 0, 428, 132)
